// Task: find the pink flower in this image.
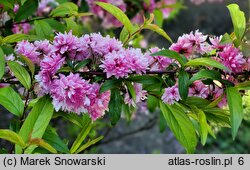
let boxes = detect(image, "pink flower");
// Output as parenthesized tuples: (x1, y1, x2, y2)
(148, 47, 172, 71)
(170, 30, 211, 58)
(50, 73, 93, 114)
(15, 40, 40, 64)
(189, 81, 209, 98)
(100, 48, 149, 78)
(76, 33, 123, 61)
(87, 84, 110, 120)
(100, 50, 131, 78)
(124, 83, 147, 107)
(12, 23, 31, 34)
(34, 40, 56, 56)
(53, 31, 78, 55)
(13, 4, 19, 13)
(35, 54, 65, 94)
(143, 0, 156, 13)
(218, 44, 245, 73)
(161, 85, 180, 105)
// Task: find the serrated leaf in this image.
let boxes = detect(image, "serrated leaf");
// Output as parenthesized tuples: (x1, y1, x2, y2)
(8, 61, 31, 89)
(34, 20, 52, 39)
(0, 87, 24, 117)
(227, 4, 246, 40)
(0, 129, 25, 148)
(50, 2, 78, 17)
(15, 0, 38, 22)
(0, 47, 5, 79)
(70, 118, 92, 153)
(99, 79, 122, 94)
(43, 127, 69, 153)
(96, 2, 133, 33)
(20, 55, 35, 77)
(75, 136, 103, 154)
(28, 138, 57, 154)
(178, 69, 189, 100)
(16, 96, 54, 154)
(143, 24, 173, 43)
(226, 87, 243, 140)
(151, 49, 186, 66)
(185, 58, 231, 72)
(109, 88, 123, 125)
(160, 102, 197, 153)
(189, 69, 221, 85)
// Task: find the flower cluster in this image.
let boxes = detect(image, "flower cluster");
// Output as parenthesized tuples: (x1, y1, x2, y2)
(161, 30, 249, 107)
(14, 31, 151, 120)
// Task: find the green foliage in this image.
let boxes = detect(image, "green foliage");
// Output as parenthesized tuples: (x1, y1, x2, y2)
(29, 138, 57, 154)
(34, 20, 53, 39)
(16, 96, 54, 154)
(160, 102, 197, 153)
(227, 4, 246, 41)
(109, 88, 123, 125)
(189, 70, 221, 85)
(96, 2, 133, 34)
(185, 58, 231, 72)
(151, 49, 187, 66)
(0, 47, 5, 79)
(8, 61, 31, 89)
(50, 2, 78, 17)
(0, 87, 24, 117)
(226, 87, 243, 140)
(178, 69, 189, 100)
(70, 118, 92, 154)
(0, 129, 26, 148)
(15, 0, 38, 22)
(100, 79, 122, 93)
(143, 24, 173, 43)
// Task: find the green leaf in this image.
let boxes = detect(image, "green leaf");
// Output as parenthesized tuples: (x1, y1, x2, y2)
(43, 127, 69, 153)
(50, 2, 78, 17)
(8, 61, 31, 89)
(99, 79, 122, 94)
(128, 75, 161, 85)
(16, 96, 54, 154)
(75, 59, 91, 71)
(53, 111, 84, 128)
(185, 97, 210, 109)
(236, 81, 250, 90)
(125, 81, 136, 103)
(0, 87, 24, 117)
(95, 2, 133, 33)
(147, 95, 159, 112)
(154, 9, 164, 27)
(46, 19, 67, 32)
(178, 69, 189, 100)
(20, 55, 35, 77)
(0, 129, 25, 148)
(204, 108, 230, 127)
(15, 0, 38, 22)
(151, 49, 186, 66)
(191, 106, 208, 146)
(34, 20, 53, 39)
(70, 118, 92, 153)
(0, 47, 5, 79)
(75, 136, 103, 154)
(143, 24, 173, 43)
(1, 34, 37, 44)
(226, 87, 243, 140)
(227, 4, 246, 40)
(109, 88, 123, 125)
(28, 138, 57, 154)
(119, 24, 139, 43)
(185, 58, 231, 72)
(64, 17, 80, 35)
(189, 69, 221, 85)
(159, 102, 197, 153)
